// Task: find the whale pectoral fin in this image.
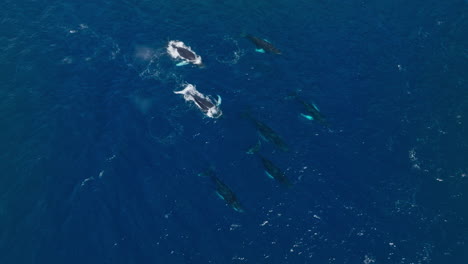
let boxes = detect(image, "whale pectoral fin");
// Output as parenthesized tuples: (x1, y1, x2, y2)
(233, 206, 244, 213)
(246, 140, 261, 155)
(263, 39, 271, 43)
(174, 86, 191, 95)
(176, 61, 189, 66)
(216, 191, 225, 200)
(300, 113, 314, 121)
(216, 95, 222, 106)
(265, 171, 274, 179)
(258, 132, 268, 142)
(255, 48, 265, 53)
(312, 103, 320, 111)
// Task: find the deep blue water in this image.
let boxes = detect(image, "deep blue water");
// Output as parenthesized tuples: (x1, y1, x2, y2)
(1, 0, 467, 263)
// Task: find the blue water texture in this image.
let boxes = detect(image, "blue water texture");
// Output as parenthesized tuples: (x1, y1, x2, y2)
(1, 0, 467, 263)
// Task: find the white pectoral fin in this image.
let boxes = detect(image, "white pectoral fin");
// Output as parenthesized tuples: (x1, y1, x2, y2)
(255, 48, 265, 53)
(176, 61, 189, 66)
(300, 113, 314, 120)
(216, 191, 225, 200)
(312, 103, 320, 111)
(174, 89, 186, 95)
(216, 95, 222, 106)
(245, 140, 261, 155)
(174, 84, 195, 95)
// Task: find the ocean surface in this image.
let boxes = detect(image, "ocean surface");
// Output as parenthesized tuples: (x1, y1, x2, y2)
(1, 0, 467, 263)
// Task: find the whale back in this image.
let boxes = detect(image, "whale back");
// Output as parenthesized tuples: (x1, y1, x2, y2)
(173, 45, 196, 61)
(246, 34, 282, 54)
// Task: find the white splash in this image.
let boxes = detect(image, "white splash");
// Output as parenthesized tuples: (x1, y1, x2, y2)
(174, 84, 222, 118)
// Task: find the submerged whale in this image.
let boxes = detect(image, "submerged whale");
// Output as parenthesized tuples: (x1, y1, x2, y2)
(258, 154, 292, 187)
(200, 167, 244, 213)
(244, 34, 282, 54)
(243, 113, 289, 151)
(174, 84, 222, 118)
(167, 40, 204, 67)
(289, 92, 328, 126)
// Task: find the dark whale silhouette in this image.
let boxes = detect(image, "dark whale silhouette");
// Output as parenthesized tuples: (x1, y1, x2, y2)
(243, 113, 289, 151)
(167, 40, 204, 67)
(258, 155, 292, 187)
(172, 44, 196, 61)
(193, 94, 215, 112)
(245, 34, 282, 54)
(200, 168, 244, 213)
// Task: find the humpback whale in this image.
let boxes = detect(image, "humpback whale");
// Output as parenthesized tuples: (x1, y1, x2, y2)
(243, 113, 289, 151)
(200, 168, 244, 213)
(167, 40, 204, 67)
(290, 92, 328, 126)
(174, 84, 222, 118)
(174, 45, 196, 61)
(244, 34, 282, 54)
(258, 155, 292, 187)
